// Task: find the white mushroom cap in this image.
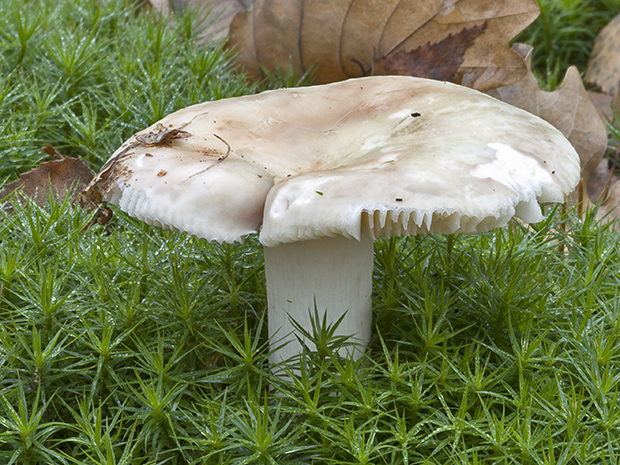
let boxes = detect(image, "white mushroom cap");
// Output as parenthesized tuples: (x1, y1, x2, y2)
(86, 76, 580, 245)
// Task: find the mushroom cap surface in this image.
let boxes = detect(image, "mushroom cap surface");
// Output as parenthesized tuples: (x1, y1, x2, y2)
(85, 76, 580, 246)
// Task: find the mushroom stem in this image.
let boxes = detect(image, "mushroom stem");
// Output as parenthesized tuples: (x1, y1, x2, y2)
(264, 235, 374, 364)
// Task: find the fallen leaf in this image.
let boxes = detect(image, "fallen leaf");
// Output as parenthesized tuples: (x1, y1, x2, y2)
(0, 145, 94, 211)
(228, 0, 302, 80)
(372, 23, 487, 82)
(227, 0, 540, 90)
(488, 44, 608, 188)
(587, 158, 616, 202)
(586, 13, 620, 95)
(590, 142, 620, 225)
(147, 0, 169, 11)
(148, 0, 253, 41)
(612, 87, 620, 117)
(588, 91, 614, 122)
(597, 177, 620, 223)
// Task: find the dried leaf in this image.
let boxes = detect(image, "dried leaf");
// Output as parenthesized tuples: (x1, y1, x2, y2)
(488, 44, 608, 186)
(148, 0, 169, 11)
(612, 87, 620, 117)
(586, 13, 620, 95)
(588, 91, 614, 122)
(0, 145, 94, 211)
(587, 158, 615, 202)
(231, 0, 303, 78)
(597, 177, 620, 223)
(228, 8, 260, 75)
(149, 0, 253, 41)
(591, 145, 620, 225)
(227, 0, 540, 90)
(373, 23, 487, 82)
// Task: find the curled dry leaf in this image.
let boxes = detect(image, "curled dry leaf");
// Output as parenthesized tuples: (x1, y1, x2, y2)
(586, 13, 620, 95)
(227, 0, 539, 90)
(0, 145, 94, 212)
(488, 44, 608, 199)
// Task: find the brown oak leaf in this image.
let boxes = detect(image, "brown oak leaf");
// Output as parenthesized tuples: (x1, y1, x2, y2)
(148, 0, 254, 41)
(488, 44, 608, 194)
(372, 23, 487, 82)
(586, 13, 620, 95)
(226, 0, 540, 90)
(1, 145, 94, 212)
(597, 175, 620, 223)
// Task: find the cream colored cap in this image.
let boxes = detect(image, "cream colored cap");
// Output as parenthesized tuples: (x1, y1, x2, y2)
(85, 76, 581, 246)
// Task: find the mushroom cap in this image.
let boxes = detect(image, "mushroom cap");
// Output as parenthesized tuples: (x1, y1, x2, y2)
(85, 76, 580, 246)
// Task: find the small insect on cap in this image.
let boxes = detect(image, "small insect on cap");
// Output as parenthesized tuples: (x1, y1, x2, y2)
(84, 76, 581, 244)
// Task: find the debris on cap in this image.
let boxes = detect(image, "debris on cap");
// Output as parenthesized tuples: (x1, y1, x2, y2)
(84, 76, 581, 245)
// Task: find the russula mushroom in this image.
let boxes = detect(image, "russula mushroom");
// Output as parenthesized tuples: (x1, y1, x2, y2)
(83, 76, 580, 364)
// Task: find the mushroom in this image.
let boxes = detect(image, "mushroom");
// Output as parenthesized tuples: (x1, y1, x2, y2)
(83, 76, 581, 364)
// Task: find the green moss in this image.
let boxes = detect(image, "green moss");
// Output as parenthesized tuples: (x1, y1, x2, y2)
(2, 1, 620, 463)
(517, 0, 620, 88)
